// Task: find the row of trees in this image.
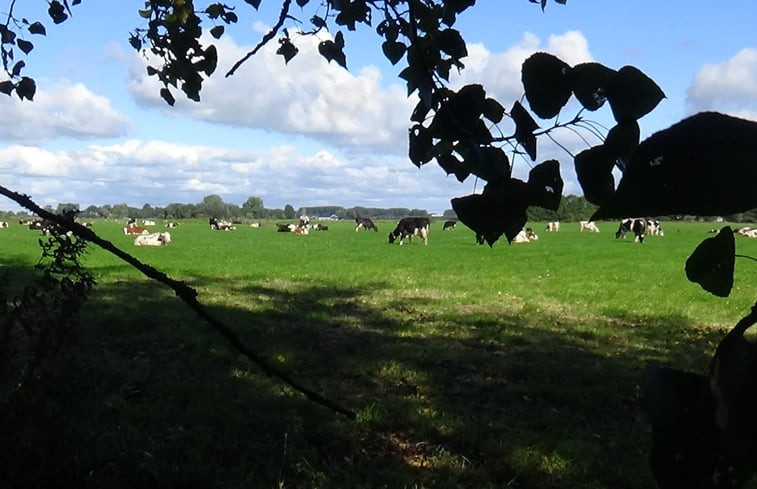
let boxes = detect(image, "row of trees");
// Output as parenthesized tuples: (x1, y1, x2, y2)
(4, 193, 755, 223)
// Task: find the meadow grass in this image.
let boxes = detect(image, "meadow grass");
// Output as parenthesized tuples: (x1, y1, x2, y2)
(2, 218, 757, 488)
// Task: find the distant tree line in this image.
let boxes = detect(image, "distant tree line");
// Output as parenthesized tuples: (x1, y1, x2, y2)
(2, 194, 756, 223)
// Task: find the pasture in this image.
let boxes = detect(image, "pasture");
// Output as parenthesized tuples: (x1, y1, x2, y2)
(2, 218, 757, 488)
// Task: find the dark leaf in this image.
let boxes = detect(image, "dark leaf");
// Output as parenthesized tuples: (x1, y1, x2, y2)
(276, 38, 299, 64)
(592, 112, 757, 219)
(202, 45, 218, 76)
(606, 65, 665, 122)
(438, 28, 467, 60)
(146, 66, 159, 76)
(210, 25, 225, 39)
(0, 80, 14, 95)
(604, 120, 639, 170)
(311, 15, 327, 29)
(465, 146, 510, 183)
(451, 84, 486, 125)
(15, 76, 35, 100)
(160, 87, 176, 106)
(0, 24, 16, 43)
(223, 12, 238, 23)
(11, 60, 25, 77)
(408, 124, 434, 167)
(244, 0, 262, 8)
(129, 34, 142, 51)
(510, 101, 539, 161)
(297, 0, 310, 6)
(527, 159, 563, 210)
(28, 22, 47, 36)
(437, 154, 469, 182)
(318, 39, 347, 69)
(451, 182, 528, 246)
(381, 40, 406, 65)
(410, 98, 431, 123)
(483, 97, 505, 123)
(48, 0, 68, 24)
(521, 52, 572, 119)
(685, 227, 735, 297)
(72, 0, 81, 4)
(570, 62, 615, 111)
(574, 145, 615, 206)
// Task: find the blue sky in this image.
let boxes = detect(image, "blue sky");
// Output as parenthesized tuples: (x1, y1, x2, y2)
(1, 1, 756, 213)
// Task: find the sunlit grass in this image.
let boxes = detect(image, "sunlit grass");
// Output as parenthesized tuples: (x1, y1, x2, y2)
(2, 218, 757, 488)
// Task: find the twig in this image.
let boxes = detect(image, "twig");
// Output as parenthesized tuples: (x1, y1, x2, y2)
(226, 0, 292, 77)
(0, 184, 356, 419)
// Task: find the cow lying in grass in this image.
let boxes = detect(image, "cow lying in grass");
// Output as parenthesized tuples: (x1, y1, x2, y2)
(134, 232, 171, 246)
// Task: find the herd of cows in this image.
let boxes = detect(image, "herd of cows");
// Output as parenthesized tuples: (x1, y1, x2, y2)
(2, 215, 755, 248)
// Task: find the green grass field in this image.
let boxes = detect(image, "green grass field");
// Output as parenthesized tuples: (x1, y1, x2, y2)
(3, 218, 757, 488)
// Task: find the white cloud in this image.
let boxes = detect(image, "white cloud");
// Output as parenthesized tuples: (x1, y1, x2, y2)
(0, 81, 132, 143)
(686, 48, 757, 120)
(126, 33, 414, 155)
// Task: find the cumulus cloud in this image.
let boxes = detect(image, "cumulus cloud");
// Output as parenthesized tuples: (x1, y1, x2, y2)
(686, 48, 757, 120)
(0, 81, 132, 143)
(0, 140, 465, 212)
(126, 33, 414, 155)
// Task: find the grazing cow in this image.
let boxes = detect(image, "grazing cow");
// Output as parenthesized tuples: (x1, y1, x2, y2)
(134, 232, 171, 246)
(28, 219, 61, 235)
(388, 217, 430, 245)
(124, 225, 150, 235)
(355, 217, 378, 232)
(646, 219, 664, 236)
(0, 221, 8, 228)
(579, 220, 600, 232)
(165, 222, 179, 228)
(442, 220, 457, 230)
(545, 221, 560, 232)
(616, 218, 647, 243)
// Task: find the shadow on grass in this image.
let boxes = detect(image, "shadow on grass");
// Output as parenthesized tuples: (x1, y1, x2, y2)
(0, 259, 734, 489)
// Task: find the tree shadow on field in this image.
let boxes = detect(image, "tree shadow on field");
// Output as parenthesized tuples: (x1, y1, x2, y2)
(0, 263, 737, 489)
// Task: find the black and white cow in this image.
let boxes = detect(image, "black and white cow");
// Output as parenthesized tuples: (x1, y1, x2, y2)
(616, 218, 647, 243)
(646, 219, 664, 236)
(355, 217, 378, 232)
(388, 217, 430, 245)
(442, 220, 457, 230)
(0, 221, 8, 228)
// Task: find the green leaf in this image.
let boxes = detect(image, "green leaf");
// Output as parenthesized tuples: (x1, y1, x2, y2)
(685, 227, 735, 297)
(28, 21, 46, 36)
(510, 101, 539, 161)
(606, 65, 665, 122)
(592, 112, 757, 219)
(381, 40, 406, 65)
(521, 52, 572, 119)
(17, 39, 33, 54)
(210, 25, 224, 39)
